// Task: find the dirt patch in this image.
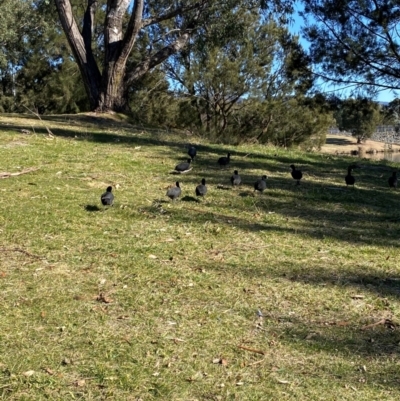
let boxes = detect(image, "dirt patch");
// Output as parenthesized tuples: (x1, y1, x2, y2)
(321, 134, 400, 156)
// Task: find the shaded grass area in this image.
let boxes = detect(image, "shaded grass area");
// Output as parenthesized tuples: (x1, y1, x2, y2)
(1, 113, 400, 400)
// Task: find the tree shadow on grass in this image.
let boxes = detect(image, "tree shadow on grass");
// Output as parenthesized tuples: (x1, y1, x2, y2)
(2, 115, 396, 174)
(5, 116, 396, 195)
(143, 151, 400, 249)
(270, 313, 400, 389)
(193, 184, 399, 289)
(0, 115, 326, 166)
(0, 121, 263, 171)
(288, 270, 400, 299)
(192, 256, 400, 390)
(156, 183, 400, 247)
(160, 154, 395, 196)
(144, 183, 400, 386)
(150, 244, 400, 394)
(4, 115, 400, 247)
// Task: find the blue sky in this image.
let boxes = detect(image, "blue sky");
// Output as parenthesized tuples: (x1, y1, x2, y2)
(289, 5, 399, 103)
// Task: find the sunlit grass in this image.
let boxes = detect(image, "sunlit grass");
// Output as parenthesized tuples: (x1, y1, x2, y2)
(0, 113, 400, 400)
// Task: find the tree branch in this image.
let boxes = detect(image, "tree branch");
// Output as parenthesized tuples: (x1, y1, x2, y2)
(312, 71, 400, 91)
(54, 0, 101, 108)
(125, 31, 193, 86)
(120, 0, 144, 61)
(0, 168, 40, 179)
(104, 0, 130, 62)
(371, 0, 400, 63)
(312, 12, 399, 82)
(82, 0, 98, 54)
(142, 1, 206, 28)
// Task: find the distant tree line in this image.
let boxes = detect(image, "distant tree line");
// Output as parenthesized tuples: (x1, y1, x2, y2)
(0, 1, 399, 147)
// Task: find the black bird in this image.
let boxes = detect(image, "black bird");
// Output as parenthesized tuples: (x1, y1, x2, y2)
(231, 170, 241, 186)
(389, 171, 398, 188)
(254, 175, 268, 193)
(345, 165, 356, 186)
(195, 178, 207, 197)
(188, 146, 197, 161)
(218, 152, 231, 167)
(166, 181, 181, 201)
(290, 164, 303, 185)
(175, 158, 192, 173)
(101, 186, 114, 206)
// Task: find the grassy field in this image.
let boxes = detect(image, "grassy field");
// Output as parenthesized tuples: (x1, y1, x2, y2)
(1, 113, 400, 400)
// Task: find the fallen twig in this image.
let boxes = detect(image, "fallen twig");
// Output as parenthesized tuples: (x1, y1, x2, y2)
(361, 319, 386, 330)
(248, 358, 266, 366)
(0, 247, 44, 260)
(237, 345, 265, 355)
(228, 243, 272, 251)
(361, 318, 396, 331)
(166, 337, 186, 343)
(0, 167, 40, 179)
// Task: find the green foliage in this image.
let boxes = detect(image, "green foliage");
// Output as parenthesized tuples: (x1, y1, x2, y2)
(0, 0, 40, 111)
(169, 9, 280, 137)
(335, 98, 383, 142)
(302, 0, 400, 93)
(0, 1, 89, 113)
(0, 95, 15, 113)
(128, 69, 179, 128)
(0, 0, 33, 69)
(168, 9, 321, 147)
(16, 57, 89, 114)
(225, 95, 332, 148)
(381, 99, 400, 133)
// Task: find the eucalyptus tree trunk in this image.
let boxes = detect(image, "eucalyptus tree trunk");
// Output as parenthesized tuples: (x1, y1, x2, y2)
(54, 0, 201, 112)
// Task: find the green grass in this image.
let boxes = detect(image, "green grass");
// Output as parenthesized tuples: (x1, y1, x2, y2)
(1, 113, 400, 400)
